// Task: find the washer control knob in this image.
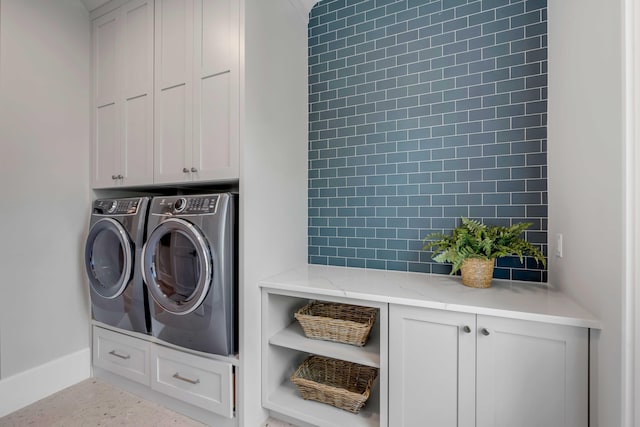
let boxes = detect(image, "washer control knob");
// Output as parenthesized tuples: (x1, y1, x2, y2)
(107, 200, 118, 214)
(174, 198, 187, 212)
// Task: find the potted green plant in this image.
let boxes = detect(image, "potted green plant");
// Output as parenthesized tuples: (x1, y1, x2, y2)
(422, 217, 547, 288)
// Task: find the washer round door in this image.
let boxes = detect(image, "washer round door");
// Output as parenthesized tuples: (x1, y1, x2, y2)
(84, 218, 133, 299)
(142, 218, 212, 315)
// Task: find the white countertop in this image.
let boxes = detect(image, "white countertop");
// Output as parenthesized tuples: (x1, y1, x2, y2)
(259, 264, 601, 329)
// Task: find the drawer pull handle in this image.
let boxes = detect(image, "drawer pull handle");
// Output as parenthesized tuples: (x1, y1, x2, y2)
(108, 350, 131, 360)
(173, 373, 200, 385)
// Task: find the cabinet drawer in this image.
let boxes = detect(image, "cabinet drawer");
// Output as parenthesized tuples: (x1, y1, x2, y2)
(150, 345, 234, 418)
(93, 326, 150, 385)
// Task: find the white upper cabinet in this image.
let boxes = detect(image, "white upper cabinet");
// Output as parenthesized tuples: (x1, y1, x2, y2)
(194, 0, 239, 180)
(91, 0, 239, 188)
(92, 0, 154, 188)
(154, 0, 239, 184)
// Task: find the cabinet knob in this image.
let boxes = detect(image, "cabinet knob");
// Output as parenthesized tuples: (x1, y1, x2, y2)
(462, 325, 471, 333)
(481, 328, 490, 336)
(183, 167, 190, 173)
(111, 175, 118, 180)
(190, 167, 198, 173)
(117, 174, 123, 180)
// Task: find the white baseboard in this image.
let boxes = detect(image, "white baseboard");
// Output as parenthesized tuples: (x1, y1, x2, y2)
(0, 347, 91, 417)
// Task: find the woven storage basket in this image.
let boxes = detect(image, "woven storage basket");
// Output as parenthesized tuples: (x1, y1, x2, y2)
(294, 302, 377, 346)
(290, 355, 378, 414)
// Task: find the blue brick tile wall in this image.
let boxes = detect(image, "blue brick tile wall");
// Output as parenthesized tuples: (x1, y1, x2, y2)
(308, 0, 548, 282)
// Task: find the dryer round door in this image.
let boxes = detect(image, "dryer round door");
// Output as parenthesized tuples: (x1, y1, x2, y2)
(142, 218, 212, 315)
(84, 218, 133, 299)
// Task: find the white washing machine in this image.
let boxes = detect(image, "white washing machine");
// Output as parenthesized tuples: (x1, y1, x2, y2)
(141, 193, 237, 356)
(84, 197, 150, 334)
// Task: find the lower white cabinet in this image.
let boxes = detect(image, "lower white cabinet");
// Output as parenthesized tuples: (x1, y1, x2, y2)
(151, 344, 234, 418)
(260, 266, 597, 427)
(389, 305, 589, 427)
(388, 307, 475, 427)
(92, 326, 236, 421)
(93, 326, 151, 386)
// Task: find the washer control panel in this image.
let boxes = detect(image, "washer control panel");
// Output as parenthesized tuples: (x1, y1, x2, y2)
(93, 198, 142, 215)
(156, 195, 219, 215)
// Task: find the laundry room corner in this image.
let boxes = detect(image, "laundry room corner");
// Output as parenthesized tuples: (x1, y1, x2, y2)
(0, 0, 93, 416)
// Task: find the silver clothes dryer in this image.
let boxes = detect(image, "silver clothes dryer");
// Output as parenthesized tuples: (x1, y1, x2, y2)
(142, 193, 237, 356)
(84, 197, 150, 334)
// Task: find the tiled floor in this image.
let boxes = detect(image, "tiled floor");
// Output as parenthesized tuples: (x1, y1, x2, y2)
(0, 378, 295, 427)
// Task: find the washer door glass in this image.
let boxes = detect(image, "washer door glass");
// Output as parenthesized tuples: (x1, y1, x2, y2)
(84, 218, 133, 299)
(142, 218, 211, 315)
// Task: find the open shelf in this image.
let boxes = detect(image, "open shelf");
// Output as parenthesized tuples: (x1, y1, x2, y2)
(261, 288, 388, 427)
(269, 320, 380, 368)
(265, 379, 380, 427)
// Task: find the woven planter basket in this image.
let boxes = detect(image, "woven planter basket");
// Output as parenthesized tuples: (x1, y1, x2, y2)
(290, 355, 378, 414)
(460, 258, 495, 288)
(294, 302, 377, 347)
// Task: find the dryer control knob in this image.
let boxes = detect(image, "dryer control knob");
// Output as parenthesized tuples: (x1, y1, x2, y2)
(174, 198, 187, 213)
(107, 201, 118, 214)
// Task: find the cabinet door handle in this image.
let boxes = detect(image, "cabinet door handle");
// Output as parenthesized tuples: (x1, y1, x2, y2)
(108, 350, 131, 360)
(462, 325, 471, 333)
(190, 167, 198, 173)
(173, 372, 200, 385)
(480, 328, 490, 336)
(117, 174, 123, 180)
(111, 175, 118, 180)
(183, 167, 190, 173)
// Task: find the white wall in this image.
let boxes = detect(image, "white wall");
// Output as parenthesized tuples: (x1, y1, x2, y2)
(240, 0, 308, 425)
(628, 1, 640, 424)
(0, 0, 91, 413)
(547, 1, 626, 425)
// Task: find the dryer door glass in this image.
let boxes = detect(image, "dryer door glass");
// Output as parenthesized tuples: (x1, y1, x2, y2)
(84, 218, 133, 299)
(142, 218, 211, 315)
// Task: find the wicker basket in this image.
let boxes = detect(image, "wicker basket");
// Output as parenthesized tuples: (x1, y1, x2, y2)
(460, 258, 495, 288)
(294, 302, 377, 346)
(290, 355, 378, 414)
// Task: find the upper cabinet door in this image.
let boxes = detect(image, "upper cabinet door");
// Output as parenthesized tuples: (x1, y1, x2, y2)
(91, 0, 154, 189)
(92, 9, 120, 188)
(154, 0, 239, 185)
(154, 0, 194, 184)
(475, 315, 588, 427)
(120, 0, 154, 187)
(192, 0, 239, 182)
